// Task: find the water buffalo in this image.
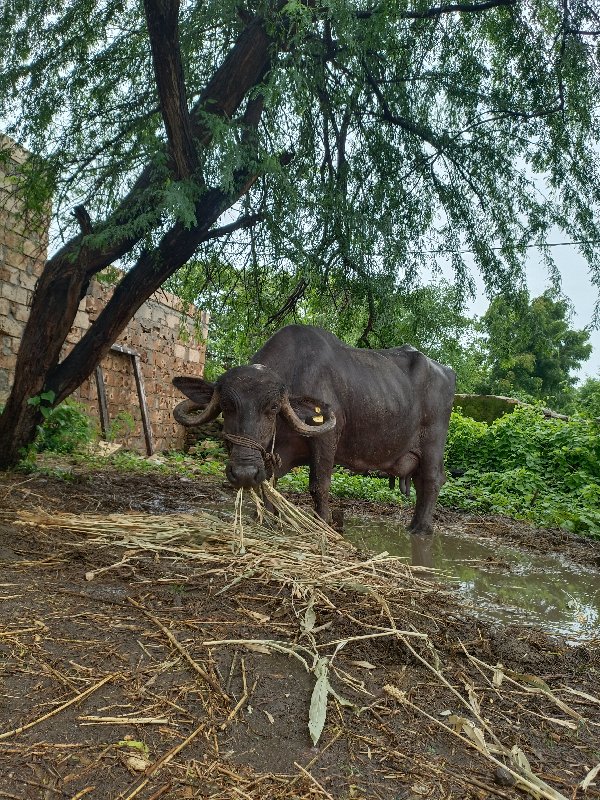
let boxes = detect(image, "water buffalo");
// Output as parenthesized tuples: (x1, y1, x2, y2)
(173, 325, 455, 534)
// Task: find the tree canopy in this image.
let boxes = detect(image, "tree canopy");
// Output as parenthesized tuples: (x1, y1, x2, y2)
(170, 262, 485, 388)
(1, 0, 600, 465)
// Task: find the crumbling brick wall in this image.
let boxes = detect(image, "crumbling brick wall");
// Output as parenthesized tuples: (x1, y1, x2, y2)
(67, 282, 209, 452)
(0, 138, 208, 453)
(0, 138, 49, 400)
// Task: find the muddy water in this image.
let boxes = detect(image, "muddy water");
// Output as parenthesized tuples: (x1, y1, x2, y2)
(343, 517, 600, 642)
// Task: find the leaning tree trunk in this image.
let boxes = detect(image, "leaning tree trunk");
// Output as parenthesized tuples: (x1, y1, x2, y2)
(0, 9, 273, 469)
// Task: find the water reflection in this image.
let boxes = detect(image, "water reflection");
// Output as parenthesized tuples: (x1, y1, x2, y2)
(411, 534, 434, 569)
(343, 518, 600, 642)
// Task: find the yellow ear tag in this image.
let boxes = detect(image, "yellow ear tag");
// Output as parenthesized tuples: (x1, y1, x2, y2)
(312, 415, 324, 424)
(314, 406, 321, 413)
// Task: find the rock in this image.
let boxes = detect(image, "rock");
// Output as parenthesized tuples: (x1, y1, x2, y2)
(494, 766, 517, 787)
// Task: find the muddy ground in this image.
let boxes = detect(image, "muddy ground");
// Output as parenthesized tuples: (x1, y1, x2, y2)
(0, 465, 599, 800)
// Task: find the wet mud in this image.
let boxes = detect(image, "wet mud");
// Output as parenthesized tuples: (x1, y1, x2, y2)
(0, 465, 599, 800)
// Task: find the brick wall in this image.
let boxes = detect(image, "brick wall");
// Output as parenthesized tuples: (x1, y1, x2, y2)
(0, 137, 209, 453)
(0, 138, 49, 399)
(67, 282, 209, 453)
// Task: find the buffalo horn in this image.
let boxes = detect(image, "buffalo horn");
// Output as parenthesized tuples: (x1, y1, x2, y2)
(280, 396, 336, 436)
(173, 392, 221, 426)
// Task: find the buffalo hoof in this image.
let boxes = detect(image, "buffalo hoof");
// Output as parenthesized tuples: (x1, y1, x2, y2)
(407, 522, 434, 536)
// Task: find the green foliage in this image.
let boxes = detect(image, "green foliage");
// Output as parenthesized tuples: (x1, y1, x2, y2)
(443, 407, 600, 535)
(476, 290, 592, 409)
(32, 399, 97, 454)
(2, 0, 600, 330)
(27, 390, 57, 419)
(575, 376, 600, 419)
(106, 410, 136, 442)
(189, 438, 228, 461)
(279, 467, 406, 504)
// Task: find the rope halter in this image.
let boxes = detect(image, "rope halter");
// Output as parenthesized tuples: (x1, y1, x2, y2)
(223, 430, 282, 477)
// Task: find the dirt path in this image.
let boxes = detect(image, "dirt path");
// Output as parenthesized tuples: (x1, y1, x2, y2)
(0, 467, 599, 800)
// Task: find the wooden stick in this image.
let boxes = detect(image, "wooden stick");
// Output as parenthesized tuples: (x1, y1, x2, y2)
(0, 673, 116, 740)
(68, 788, 95, 800)
(294, 761, 336, 800)
(127, 597, 229, 702)
(0, 626, 45, 638)
(78, 716, 169, 725)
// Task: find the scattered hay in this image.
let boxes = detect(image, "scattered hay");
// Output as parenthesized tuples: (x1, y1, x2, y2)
(5, 483, 436, 601)
(1, 482, 597, 800)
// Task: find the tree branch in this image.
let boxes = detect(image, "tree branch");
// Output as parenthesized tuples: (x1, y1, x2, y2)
(363, 67, 445, 151)
(203, 213, 264, 242)
(73, 205, 93, 235)
(264, 277, 309, 327)
(143, 0, 198, 179)
(357, 0, 516, 20)
(403, 0, 516, 19)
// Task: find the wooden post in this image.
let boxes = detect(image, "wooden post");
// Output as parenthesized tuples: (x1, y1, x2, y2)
(132, 354, 155, 456)
(94, 344, 155, 456)
(94, 366, 109, 438)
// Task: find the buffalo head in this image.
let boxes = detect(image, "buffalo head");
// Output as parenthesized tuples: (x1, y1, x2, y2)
(173, 364, 336, 489)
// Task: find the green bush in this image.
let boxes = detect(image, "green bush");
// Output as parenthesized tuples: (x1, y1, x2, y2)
(33, 399, 97, 454)
(279, 467, 407, 504)
(442, 407, 600, 535)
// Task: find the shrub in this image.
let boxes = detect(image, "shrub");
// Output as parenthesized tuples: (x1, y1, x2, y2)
(34, 399, 97, 454)
(442, 407, 600, 535)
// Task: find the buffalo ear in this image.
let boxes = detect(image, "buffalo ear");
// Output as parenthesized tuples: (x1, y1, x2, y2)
(173, 376, 215, 405)
(288, 395, 330, 426)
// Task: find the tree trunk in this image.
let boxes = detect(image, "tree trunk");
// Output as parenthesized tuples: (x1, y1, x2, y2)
(0, 14, 273, 470)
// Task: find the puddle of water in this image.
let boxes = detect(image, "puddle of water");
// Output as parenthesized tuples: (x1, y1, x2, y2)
(343, 517, 600, 643)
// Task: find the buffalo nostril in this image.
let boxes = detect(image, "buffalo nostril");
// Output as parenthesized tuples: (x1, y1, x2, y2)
(228, 463, 261, 488)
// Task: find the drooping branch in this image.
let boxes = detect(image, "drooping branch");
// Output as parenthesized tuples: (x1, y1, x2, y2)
(356, 0, 516, 20)
(143, 0, 198, 179)
(357, 290, 376, 348)
(264, 277, 310, 327)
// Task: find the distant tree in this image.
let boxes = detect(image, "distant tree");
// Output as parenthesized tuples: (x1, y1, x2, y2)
(575, 376, 600, 418)
(476, 290, 592, 407)
(1, 0, 600, 466)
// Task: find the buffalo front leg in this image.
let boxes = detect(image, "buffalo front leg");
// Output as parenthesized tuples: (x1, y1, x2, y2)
(408, 464, 445, 535)
(308, 441, 336, 523)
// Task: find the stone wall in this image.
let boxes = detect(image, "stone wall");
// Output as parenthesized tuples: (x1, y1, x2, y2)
(0, 138, 208, 453)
